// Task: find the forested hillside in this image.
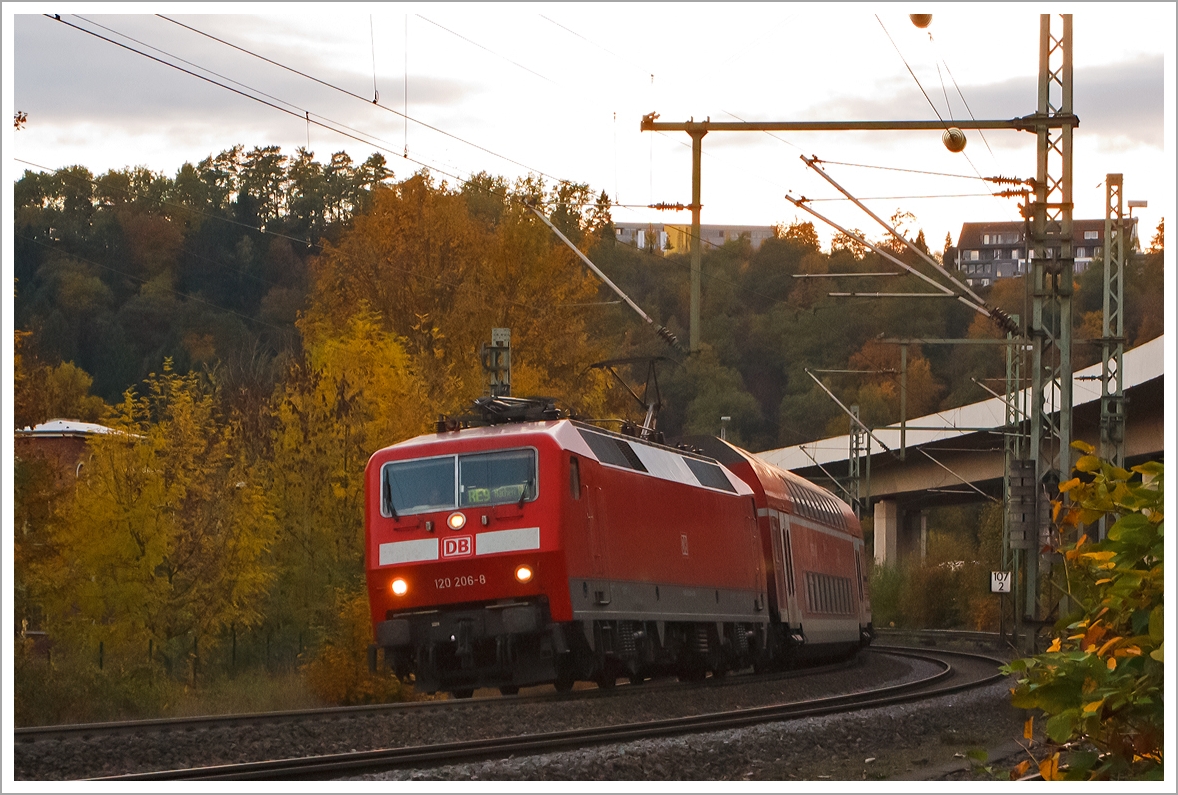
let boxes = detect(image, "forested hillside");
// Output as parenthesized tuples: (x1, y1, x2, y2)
(15, 144, 1164, 447)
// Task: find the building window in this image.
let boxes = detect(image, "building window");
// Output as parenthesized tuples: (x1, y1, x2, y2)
(1076, 247, 1087, 258)
(1084, 230, 1099, 240)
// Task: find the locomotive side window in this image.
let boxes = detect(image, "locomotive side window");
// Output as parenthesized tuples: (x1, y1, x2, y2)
(383, 457, 456, 515)
(569, 456, 581, 499)
(683, 458, 737, 493)
(578, 429, 648, 472)
(459, 449, 537, 507)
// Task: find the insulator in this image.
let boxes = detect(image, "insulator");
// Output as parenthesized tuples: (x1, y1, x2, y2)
(988, 306, 1021, 336)
(986, 175, 1029, 186)
(942, 127, 967, 153)
(657, 325, 685, 353)
(910, 14, 932, 28)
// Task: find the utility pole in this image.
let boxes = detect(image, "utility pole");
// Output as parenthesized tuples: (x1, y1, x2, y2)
(848, 404, 869, 519)
(689, 125, 706, 353)
(1098, 174, 1127, 541)
(1100, 174, 1127, 473)
(1025, 14, 1075, 640)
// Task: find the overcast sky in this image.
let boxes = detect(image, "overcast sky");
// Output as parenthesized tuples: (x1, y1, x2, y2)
(4, 3, 1174, 251)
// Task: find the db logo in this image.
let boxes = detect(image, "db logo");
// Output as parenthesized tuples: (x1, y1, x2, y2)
(443, 536, 473, 557)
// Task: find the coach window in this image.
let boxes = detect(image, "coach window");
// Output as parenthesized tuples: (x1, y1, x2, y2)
(569, 456, 581, 499)
(459, 449, 537, 507)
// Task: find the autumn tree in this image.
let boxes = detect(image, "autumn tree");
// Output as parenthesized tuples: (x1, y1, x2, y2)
(263, 309, 431, 639)
(14, 329, 108, 428)
(306, 173, 616, 417)
(821, 339, 946, 433)
(33, 363, 276, 677)
(831, 228, 870, 260)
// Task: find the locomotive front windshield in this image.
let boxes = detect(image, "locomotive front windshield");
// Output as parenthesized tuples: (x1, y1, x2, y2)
(383, 457, 455, 515)
(382, 449, 537, 516)
(460, 450, 536, 507)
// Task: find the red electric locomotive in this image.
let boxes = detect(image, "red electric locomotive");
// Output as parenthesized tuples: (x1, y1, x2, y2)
(365, 398, 871, 697)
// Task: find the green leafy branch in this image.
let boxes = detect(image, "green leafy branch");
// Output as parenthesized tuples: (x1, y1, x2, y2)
(1001, 441, 1163, 780)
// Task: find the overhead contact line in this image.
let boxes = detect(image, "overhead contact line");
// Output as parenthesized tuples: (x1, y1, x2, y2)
(156, 15, 575, 188)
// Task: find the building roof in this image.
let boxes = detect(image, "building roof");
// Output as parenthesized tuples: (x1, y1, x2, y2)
(16, 419, 121, 437)
(957, 219, 1136, 249)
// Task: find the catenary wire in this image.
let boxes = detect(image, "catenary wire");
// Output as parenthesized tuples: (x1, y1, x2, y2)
(156, 14, 576, 188)
(416, 14, 558, 86)
(874, 14, 947, 125)
(872, 15, 1007, 212)
(50, 14, 578, 215)
(927, 31, 998, 163)
(809, 160, 986, 180)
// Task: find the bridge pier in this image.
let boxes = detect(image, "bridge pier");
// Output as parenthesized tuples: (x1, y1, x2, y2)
(873, 500, 926, 566)
(873, 500, 898, 565)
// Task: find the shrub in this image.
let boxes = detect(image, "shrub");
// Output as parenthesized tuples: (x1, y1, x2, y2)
(302, 588, 412, 705)
(1003, 444, 1163, 780)
(868, 563, 903, 626)
(13, 637, 168, 726)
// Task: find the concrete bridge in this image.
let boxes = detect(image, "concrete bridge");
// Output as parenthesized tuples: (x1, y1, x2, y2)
(755, 335, 1166, 565)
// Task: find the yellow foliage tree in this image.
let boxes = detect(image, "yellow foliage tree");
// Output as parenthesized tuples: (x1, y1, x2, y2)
(307, 174, 615, 417)
(14, 329, 107, 428)
(264, 309, 431, 636)
(34, 363, 276, 674)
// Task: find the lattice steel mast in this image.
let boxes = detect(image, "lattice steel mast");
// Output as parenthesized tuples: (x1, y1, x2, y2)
(1024, 14, 1075, 627)
(1100, 174, 1127, 472)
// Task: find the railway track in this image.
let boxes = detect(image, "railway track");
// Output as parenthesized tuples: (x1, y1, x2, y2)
(15, 655, 859, 744)
(89, 647, 1005, 781)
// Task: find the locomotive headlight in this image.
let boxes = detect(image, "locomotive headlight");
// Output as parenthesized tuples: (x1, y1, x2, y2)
(514, 565, 534, 583)
(447, 511, 467, 530)
(391, 578, 408, 596)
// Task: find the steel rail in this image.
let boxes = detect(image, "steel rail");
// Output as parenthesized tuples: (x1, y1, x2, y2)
(96, 649, 1005, 781)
